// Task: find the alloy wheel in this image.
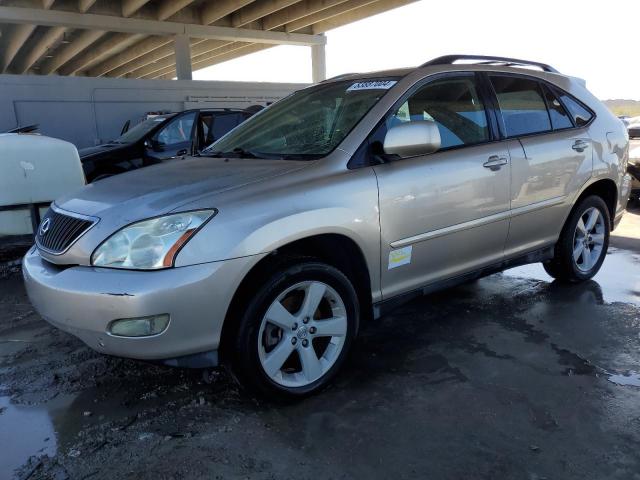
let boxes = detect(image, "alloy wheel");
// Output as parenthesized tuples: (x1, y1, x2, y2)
(257, 281, 348, 388)
(572, 207, 606, 272)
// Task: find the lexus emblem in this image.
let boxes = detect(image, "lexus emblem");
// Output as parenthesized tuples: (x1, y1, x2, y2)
(39, 218, 51, 236)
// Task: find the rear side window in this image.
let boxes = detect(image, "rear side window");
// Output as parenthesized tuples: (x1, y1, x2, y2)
(542, 85, 573, 130)
(387, 76, 489, 149)
(490, 76, 551, 137)
(553, 88, 593, 127)
(212, 113, 244, 141)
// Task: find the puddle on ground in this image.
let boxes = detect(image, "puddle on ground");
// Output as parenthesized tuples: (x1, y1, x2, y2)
(607, 371, 640, 387)
(505, 248, 640, 306)
(0, 396, 58, 477)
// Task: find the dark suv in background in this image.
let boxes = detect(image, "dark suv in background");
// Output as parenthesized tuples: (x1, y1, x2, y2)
(80, 107, 261, 182)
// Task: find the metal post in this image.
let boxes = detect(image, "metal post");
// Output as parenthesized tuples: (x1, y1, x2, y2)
(174, 34, 192, 80)
(311, 36, 326, 83)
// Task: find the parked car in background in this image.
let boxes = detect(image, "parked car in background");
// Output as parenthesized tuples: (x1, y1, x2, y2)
(629, 143, 640, 202)
(628, 118, 640, 138)
(1, 133, 84, 237)
(80, 107, 262, 182)
(24, 55, 631, 399)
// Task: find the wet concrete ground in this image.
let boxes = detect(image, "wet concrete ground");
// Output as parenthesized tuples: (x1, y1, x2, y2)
(1, 208, 640, 480)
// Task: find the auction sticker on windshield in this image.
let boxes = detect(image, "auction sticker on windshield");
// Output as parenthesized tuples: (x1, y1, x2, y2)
(347, 80, 397, 91)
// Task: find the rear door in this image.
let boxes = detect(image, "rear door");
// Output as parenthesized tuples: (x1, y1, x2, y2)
(370, 73, 511, 299)
(488, 75, 594, 257)
(197, 111, 249, 151)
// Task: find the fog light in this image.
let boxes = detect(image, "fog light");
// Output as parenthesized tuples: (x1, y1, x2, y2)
(109, 314, 170, 337)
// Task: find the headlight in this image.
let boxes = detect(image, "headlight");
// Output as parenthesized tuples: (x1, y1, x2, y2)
(91, 210, 216, 269)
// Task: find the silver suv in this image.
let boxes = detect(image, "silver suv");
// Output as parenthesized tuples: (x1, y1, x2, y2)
(23, 55, 632, 398)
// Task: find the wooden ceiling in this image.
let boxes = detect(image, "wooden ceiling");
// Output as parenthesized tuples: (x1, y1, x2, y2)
(0, 0, 416, 79)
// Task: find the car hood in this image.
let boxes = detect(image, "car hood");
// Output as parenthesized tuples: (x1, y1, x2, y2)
(56, 155, 310, 222)
(78, 143, 127, 160)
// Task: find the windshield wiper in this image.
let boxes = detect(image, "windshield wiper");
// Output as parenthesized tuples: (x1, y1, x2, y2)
(203, 148, 255, 158)
(202, 148, 274, 159)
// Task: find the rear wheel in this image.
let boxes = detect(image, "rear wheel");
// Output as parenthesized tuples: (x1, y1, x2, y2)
(543, 195, 610, 282)
(231, 259, 359, 399)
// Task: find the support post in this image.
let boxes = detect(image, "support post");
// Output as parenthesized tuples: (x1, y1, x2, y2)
(174, 34, 192, 80)
(311, 36, 326, 83)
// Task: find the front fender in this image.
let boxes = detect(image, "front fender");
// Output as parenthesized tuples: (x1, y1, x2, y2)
(174, 166, 381, 293)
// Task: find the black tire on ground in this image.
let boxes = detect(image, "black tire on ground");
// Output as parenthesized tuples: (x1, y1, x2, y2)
(231, 258, 359, 400)
(543, 195, 610, 283)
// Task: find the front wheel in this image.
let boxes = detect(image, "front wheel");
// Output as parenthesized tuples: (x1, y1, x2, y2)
(231, 260, 359, 399)
(543, 195, 610, 282)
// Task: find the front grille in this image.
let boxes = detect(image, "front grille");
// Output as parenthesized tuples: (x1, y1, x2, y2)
(36, 208, 96, 254)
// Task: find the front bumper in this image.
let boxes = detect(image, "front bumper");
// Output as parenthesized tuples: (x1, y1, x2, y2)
(22, 247, 262, 363)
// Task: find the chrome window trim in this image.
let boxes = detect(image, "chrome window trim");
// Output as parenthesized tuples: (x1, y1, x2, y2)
(390, 196, 566, 249)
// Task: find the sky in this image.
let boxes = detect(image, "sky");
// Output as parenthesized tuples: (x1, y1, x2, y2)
(194, 0, 639, 101)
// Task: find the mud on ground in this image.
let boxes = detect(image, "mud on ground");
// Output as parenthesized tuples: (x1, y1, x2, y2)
(1, 210, 640, 480)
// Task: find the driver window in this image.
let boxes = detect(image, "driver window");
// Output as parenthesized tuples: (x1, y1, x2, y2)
(155, 112, 197, 146)
(388, 77, 489, 149)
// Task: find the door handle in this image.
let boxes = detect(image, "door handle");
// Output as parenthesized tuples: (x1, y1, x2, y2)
(572, 140, 590, 152)
(483, 155, 509, 171)
(167, 149, 188, 160)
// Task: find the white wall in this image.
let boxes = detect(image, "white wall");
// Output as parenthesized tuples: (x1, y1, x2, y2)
(0, 74, 305, 148)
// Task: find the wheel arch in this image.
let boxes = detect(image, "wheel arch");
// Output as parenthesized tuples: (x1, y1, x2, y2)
(573, 177, 618, 228)
(218, 233, 374, 363)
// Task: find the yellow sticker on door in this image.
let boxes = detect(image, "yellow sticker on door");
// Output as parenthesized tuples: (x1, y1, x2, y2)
(388, 246, 412, 270)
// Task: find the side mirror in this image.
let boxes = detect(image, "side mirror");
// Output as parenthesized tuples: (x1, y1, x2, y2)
(145, 138, 163, 151)
(383, 120, 441, 158)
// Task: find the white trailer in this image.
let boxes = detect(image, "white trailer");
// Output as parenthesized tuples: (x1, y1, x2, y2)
(0, 133, 85, 236)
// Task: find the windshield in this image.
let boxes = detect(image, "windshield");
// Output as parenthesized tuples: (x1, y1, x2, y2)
(203, 79, 398, 159)
(114, 115, 173, 144)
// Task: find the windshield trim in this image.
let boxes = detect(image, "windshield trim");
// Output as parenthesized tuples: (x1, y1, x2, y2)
(202, 77, 401, 160)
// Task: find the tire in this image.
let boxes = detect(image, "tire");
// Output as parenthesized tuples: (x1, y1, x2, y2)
(231, 259, 359, 400)
(543, 195, 610, 283)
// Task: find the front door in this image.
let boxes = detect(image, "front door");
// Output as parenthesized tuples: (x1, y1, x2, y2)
(145, 111, 197, 163)
(370, 74, 511, 299)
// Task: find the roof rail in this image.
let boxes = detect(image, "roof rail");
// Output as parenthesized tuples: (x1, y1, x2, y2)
(421, 55, 559, 73)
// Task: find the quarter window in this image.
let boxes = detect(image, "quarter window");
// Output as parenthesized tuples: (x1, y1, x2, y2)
(388, 77, 489, 149)
(542, 85, 573, 130)
(553, 88, 593, 127)
(490, 76, 551, 137)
